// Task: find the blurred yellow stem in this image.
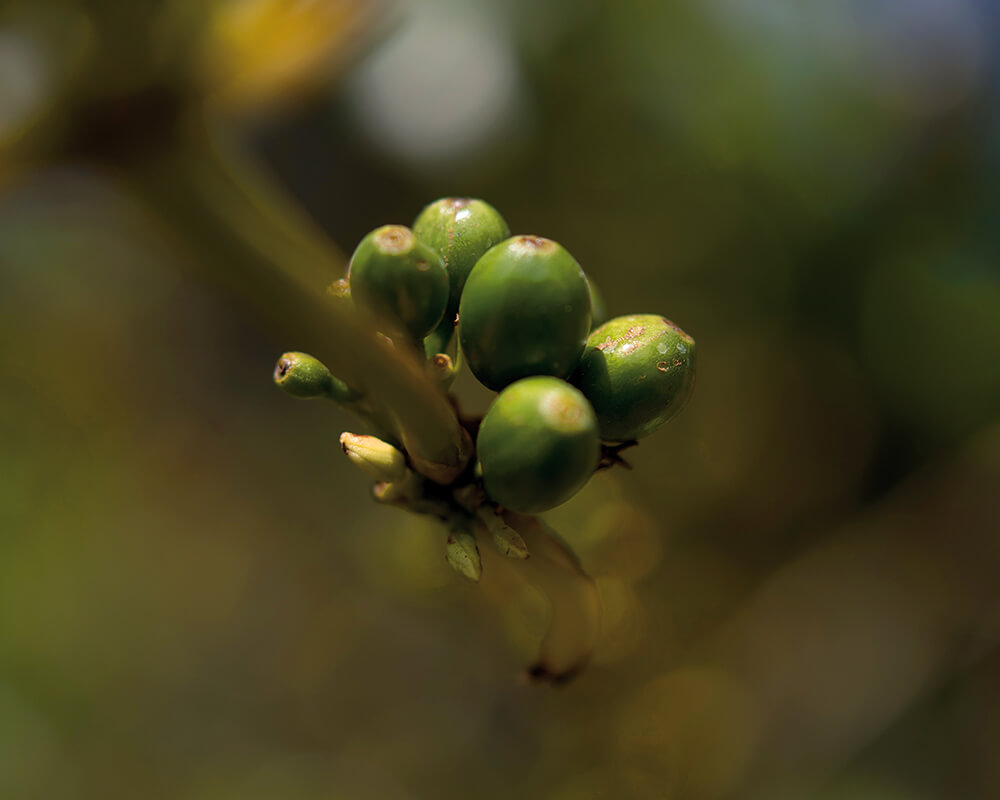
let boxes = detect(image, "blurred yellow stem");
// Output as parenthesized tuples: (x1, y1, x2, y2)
(476, 512, 601, 682)
(111, 122, 470, 481)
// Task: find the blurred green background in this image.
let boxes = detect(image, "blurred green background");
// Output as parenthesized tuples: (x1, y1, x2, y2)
(2, 0, 1000, 797)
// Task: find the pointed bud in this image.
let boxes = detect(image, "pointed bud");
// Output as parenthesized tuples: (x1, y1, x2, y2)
(491, 525, 530, 560)
(340, 433, 408, 482)
(273, 351, 358, 403)
(477, 507, 529, 559)
(445, 528, 482, 582)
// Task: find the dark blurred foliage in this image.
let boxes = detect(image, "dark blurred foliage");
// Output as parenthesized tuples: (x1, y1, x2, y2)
(2, 1, 1000, 798)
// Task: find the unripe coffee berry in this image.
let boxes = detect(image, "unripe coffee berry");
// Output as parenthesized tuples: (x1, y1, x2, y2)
(571, 314, 695, 441)
(459, 236, 591, 391)
(413, 198, 510, 318)
(477, 376, 600, 513)
(348, 225, 449, 341)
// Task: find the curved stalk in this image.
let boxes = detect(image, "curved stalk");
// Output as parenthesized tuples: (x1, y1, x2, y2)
(476, 512, 601, 683)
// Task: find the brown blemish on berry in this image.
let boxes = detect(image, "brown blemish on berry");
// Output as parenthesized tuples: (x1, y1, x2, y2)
(511, 234, 556, 256)
(376, 225, 413, 254)
(595, 325, 646, 352)
(656, 361, 668, 372)
(541, 392, 589, 432)
(274, 357, 292, 380)
(552, 398, 583, 426)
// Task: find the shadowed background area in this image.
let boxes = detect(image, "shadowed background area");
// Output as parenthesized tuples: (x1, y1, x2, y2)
(2, 0, 1000, 798)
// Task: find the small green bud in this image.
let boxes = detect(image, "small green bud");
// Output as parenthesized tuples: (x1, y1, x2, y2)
(413, 197, 510, 319)
(339, 432, 409, 482)
(587, 278, 608, 330)
(274, 351, 331, 397)
(571, 314, 696, 441)
(459, 236, 592, 391)
(477, 507, 529, 559)
(348, 225, 449, 341)
(273, 351, 356, 402)
(477, 376, 600, 513)
(445, 526, 482, 582)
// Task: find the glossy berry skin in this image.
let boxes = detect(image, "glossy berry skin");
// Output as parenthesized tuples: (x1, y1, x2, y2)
(348, 225, 449, 341)
(477, 377, 600, 513)
(459, 236, 591, 391)
(571, 314, 695, 442)
(413, 198, 510, 318)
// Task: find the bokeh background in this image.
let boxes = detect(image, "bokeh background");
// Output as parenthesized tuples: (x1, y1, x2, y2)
(2, 0, 1000, 798)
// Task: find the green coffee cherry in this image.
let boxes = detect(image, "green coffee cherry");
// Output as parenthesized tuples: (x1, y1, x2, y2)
(348, 225, 449, 341)
(477, 377, 600, 513)
(459, 236, 591, 391)
(413, 197, 511, 318)
(571, 314, 695, 441)
(273, 351, 357, 402)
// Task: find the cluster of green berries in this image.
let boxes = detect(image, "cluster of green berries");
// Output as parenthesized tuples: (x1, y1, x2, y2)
(275, 197, 696, 522)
